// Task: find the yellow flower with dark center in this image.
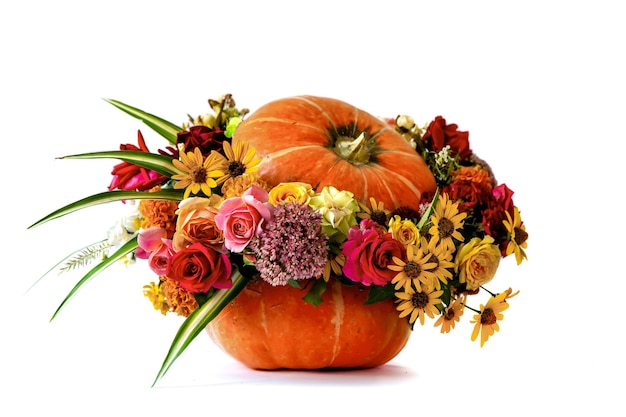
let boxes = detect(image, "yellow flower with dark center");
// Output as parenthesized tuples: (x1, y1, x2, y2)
(470, 291, 509, 347)
(172, 147, 227, 199)
(389, 243, 437, 291)
(357, 197, 391, 227)
(220, 139, 262, 184)
(503, 206, 528, 265)
(428, 193, 467, 251)
(423, 237, 455, 290)
(322, 252, 345, 282)
(395, 285, 443, 325)
(434, 295, 465, 334)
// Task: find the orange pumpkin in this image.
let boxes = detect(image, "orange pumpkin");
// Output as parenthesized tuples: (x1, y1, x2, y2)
(207, 96, 436, 370)
(206, 277, 412, 369)
(233, 95, 437, 209)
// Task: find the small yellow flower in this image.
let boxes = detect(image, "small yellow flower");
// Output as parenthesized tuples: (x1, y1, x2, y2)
(172, 148, 227, 199)
(220, 139, 262, 183)
(357, 197, 391, 226)
(389, 243, 437, 291)
(503, 206, 528, 265)
(423, 237, 455, 290)
(434, 295, 465, 334)
(470, 291, 509, 347)
(428, 193, 467, 251)
(322, 252, 345, 282)
(143, 282, 169, 315)
(396, 285, 443, 326)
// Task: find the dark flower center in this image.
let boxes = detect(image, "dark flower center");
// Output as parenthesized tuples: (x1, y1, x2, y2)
(481, 308, 497, 325)
(191, 167, 208, 183)
(438, 217, 455, 239)
(514, 227, 528, 245)
(411, 291, 429, 309)
(404, 261, 422, 279)
(371, 210, 388, 226)
(228, 160, 246, 177)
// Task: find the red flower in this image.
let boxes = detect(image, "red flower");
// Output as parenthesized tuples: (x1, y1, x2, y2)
(482, 183, 516, 250)
(166, 242, 233, 293)
(422, 116, 471, 160)
(177, 125, 227, 156)
(341, 220, 406, 286)
(108, 130, 168, 191)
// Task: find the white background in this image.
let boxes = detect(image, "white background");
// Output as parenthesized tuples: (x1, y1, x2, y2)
(2, 1, 624, 415)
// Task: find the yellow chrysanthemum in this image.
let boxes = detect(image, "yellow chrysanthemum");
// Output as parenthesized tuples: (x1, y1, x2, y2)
(220, 139, 262, 184)
(434, 295, 465, 333)
(143, 282, 169, 315)
(503, 206, 528, 265)
(395, 285, 444, 326)
(172, 148, 227, 199)
(428, 193, 467, 251)
(470, 291, 510, 347)
(388, 243, 437, 291)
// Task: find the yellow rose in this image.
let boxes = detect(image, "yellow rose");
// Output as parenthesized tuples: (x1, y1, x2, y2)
(268, 182, 314, 205)
(455, 235, 501, 290)
(388, 215, 419, 246)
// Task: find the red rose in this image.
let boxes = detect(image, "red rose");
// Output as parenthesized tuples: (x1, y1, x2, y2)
(341, 221, 406, 286)
(422, 116, 471, 160)
(177, 125, 227, 156)
(166, 242, 233, 293)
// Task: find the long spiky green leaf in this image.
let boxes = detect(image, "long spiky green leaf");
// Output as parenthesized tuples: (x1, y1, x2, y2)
(58, 150, 182, 177)
(28, 189, 184, 229)
(152, 269, 249, 386)
(50, 237, 139, 321)
(104, 99, 182, 145)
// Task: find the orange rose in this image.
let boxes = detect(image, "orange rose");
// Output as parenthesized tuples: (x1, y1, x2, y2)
(173, 195, 224, 251)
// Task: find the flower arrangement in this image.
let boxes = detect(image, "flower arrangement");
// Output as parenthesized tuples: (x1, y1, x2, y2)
(30, 94, 528, 385)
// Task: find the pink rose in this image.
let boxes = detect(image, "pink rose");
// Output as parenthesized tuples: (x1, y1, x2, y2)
(341, 221, 406, 286)
(136, 227, 174, 275)
(166, 242, 233, 293)
(148, 239, 175, 276)
(215, 184, 274, 252)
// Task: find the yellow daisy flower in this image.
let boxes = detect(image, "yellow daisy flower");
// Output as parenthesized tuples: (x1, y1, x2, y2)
(434, 295, 465, 334)
(395, 285, 444, 326)
(220, 139, 262, 184)
(503, 206, 528, 265)
(388, 243, 437, 291)
(357, 197, 391, 226)
(423, 237, 455, 290)
(171, 148, 227, 199)
(428, 193, 467, 251)
(322, 252, 345, 282)
(470, 291, 509, 347)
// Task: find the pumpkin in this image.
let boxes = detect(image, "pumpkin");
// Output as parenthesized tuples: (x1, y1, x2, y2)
(233, 95, 437, 209)
(206, 277, 412, 369)
(207, 96, 436, 370)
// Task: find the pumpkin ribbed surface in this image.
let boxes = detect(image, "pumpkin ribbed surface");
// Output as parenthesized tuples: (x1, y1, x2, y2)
(206, 278, 412, 370)
(233, 95, 437, 209)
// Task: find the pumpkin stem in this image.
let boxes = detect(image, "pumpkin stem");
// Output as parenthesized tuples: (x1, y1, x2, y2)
(334, 132, 371, 165)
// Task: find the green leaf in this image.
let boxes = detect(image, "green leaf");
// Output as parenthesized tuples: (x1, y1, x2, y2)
(302, 279, 328, 307)
(59, 150, 182, 177)
(365, 283, 395, 304)
(104, 98, 182, 145)
(50, 237, 138, 321)
(417, 187, 440, 230)
(28, 189, 184, 228)
(152, 268, 249, 387)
